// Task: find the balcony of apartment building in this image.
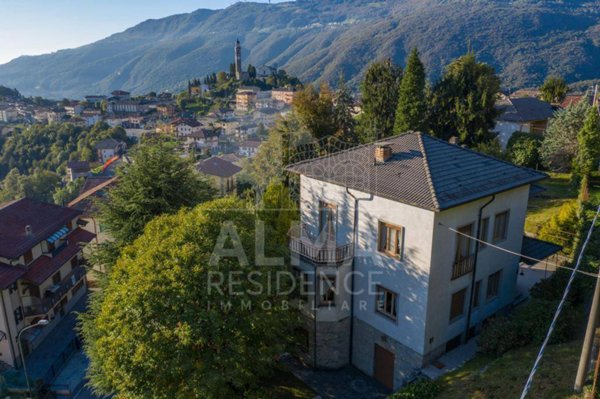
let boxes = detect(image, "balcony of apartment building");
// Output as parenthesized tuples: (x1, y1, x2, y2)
(289, 223, 353, 265)
(22, 265, 87, 319)
(20, 228, 95, 319)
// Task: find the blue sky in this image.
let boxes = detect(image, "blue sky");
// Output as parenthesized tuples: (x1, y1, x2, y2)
(0, 1, 287, 65)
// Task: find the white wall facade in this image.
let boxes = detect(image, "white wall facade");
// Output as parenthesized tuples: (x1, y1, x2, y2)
(297, 175, 532, 369)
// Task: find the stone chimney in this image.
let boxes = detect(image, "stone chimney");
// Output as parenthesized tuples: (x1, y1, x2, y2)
(25, 225, 33, 237)
(375, 144, 393, 164)
(448, 136, 459, 145)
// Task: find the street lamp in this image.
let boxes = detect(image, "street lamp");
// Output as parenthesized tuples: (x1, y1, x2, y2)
(18, 319, 50, 399)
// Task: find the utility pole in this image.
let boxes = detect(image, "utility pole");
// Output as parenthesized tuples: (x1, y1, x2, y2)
(574, 261, 600, 391)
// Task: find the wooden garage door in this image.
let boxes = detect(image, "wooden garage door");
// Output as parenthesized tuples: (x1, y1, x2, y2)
(374, 344, 395, 390)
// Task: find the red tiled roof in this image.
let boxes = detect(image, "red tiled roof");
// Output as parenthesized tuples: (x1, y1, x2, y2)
(22, 228, 95, 285)
(197, 156, 242, 178)
(0, 263, 26, 290)
(0, 198, 82, 259)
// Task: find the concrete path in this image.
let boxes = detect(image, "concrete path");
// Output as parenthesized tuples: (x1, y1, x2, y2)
(281, 355, 389, 399)
(421, 339, 478, 380)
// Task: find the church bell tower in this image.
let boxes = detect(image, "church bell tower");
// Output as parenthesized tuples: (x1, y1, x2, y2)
(235, 39, 242, 81)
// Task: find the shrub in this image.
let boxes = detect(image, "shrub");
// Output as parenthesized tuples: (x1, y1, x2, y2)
(538, 200, 580, 255)
(389, 379, 441, 399)
(478, 299, 579, 356)
(507, 132, 543, 168)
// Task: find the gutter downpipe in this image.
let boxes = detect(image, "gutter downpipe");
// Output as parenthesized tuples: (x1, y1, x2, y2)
(346, 187, 373, 365)
(464, 194, 495, 342)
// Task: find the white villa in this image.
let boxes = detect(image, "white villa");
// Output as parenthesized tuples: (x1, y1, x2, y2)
(286, 132, 559, 390)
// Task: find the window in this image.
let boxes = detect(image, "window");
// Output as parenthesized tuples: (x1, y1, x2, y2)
(47, 241, 55, 252)
(13, 306, 23, 325)
(478, 218, 489, 249)
(52, 272, 61, 285)
(493, 211, 509, 242)
(8, 283, 17, 295)
(23, 250, 33, 265)
(376, 286, 398, 320)
(293, 268, 310, 300)
(450, 288, 467, 321)
(318, 202, 337, 240)
(318, 275, 336, 306)
(473, 280, 482, 308)
(452, 224, 474, 279)
(486, 271, 502, 300)
(378, 222, 404, 259)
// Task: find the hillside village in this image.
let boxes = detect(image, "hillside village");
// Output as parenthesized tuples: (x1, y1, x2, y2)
(0, 25, 599, 399)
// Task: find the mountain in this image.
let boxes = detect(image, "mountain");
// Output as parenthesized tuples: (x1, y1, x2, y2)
(1, 0, 600, 99)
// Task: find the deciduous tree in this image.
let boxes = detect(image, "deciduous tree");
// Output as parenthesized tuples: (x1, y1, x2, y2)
(81, 197, 299, 399)
(540, 76, 568, 104)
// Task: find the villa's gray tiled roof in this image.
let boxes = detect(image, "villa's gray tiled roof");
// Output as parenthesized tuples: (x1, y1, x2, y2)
(286, 132, 547, 212)
(497, 97, 554, 122)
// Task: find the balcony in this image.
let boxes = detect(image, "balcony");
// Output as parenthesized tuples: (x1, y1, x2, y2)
(289, 225, 353, 264)
(452, 255, 475, 280)
(24, 266, 87, 317)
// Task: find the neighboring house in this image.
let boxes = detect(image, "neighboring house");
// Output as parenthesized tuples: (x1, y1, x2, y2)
(0, 108, 18, 123)
(196, 156, 242, 196)
(81, 110, 102, 127)
(494, 97, 554, 148)
(68, 176, 118, 247)
(236, 90, 257, 112)
(95, 138, 126, 163)
(286, 132, 559, 390)
(174, 118, 203, 137)
(0, 198, 95, 367)
(64, 103, 83, 117)
(272, 88, 296, 105)
(110, 90, 131, 101)
(65, 161, 90, 182)
(84, 95, 106, 107)
(185, 129, 220, 152)
(47, 109, 67, 124)
(238, 139, 261, 157)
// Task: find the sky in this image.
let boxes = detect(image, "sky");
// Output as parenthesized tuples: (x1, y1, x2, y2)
(0, 1, 286, 65)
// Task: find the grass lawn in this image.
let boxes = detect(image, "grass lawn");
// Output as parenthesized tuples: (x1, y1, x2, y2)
(525, 172, 600, 236)
(437, 339, 587, 399)
(259, 367, 316, 399)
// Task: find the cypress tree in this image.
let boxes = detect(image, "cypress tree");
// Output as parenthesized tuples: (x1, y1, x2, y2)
(394, 48, 427, 133)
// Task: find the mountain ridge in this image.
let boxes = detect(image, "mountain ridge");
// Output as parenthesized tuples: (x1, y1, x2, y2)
(1, 0, 600, 99)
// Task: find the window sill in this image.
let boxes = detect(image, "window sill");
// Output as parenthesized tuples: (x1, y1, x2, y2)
(375, 310, 398, 323)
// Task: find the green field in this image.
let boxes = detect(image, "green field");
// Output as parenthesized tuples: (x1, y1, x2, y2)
(437, 339, 586, 399)
(525, 172, 600, 236)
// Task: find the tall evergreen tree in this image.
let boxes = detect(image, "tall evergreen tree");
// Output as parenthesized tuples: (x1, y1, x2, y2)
(429, 52, 500, 146)
(394, 48, 427, 133)
(358, 59, 402, 141)
(574, 106, 600, 179)
(333, 75, 358, 144)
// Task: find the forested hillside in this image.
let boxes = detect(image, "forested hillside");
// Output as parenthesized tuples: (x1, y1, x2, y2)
(1, 0, 600, 98)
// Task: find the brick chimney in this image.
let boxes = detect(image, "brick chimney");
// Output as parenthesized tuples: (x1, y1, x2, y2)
(375, 144, 393, 163)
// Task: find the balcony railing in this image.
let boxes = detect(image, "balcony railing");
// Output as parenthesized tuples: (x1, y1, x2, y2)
(24, 266, 87, 317)
(452, 255, 475, 280)
(289, 225, 354, 264)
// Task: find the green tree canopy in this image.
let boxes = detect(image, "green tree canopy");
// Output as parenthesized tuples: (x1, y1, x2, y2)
(333, 76, 358, 144)
(574, 106, 600, 179)
(540, 76, 568, 104)
(394, 48, 427, 133)
(429, 52, 500, 146)
(98, 140, 215, 247)
(81, 197, 298, 399)
(293, 83, 336, 139)
(541, 98, 589, 172)
(358, 59, 402, 141)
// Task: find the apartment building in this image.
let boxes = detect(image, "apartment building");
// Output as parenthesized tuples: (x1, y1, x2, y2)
(0, 198, 95, 367)
(286, 132, 559, 390)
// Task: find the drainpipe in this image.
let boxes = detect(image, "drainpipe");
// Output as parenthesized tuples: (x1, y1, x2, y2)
(346, 187, 373, 365)
(464, 194, 495, 342)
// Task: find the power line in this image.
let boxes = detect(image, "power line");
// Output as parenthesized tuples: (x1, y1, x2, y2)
(520, 204, 600, 398)
(439, 223, 599, 279)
